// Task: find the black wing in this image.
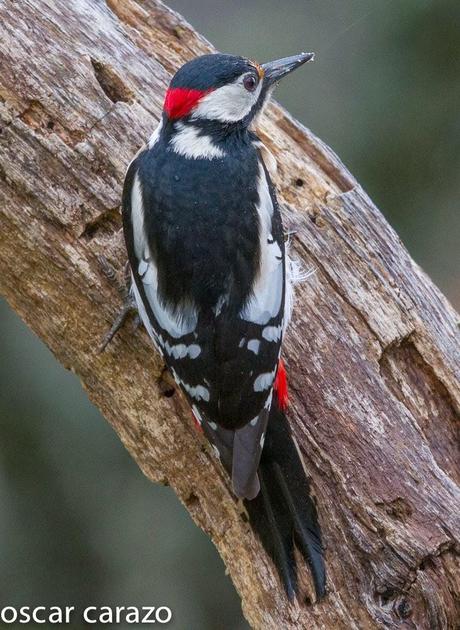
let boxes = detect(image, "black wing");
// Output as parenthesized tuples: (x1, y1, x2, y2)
(122, 136, 285, 498)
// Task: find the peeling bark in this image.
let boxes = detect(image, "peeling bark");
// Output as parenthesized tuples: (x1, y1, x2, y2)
(0, 1, 459, 628)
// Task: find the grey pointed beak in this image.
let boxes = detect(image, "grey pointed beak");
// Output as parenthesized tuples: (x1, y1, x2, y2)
(261, 52, 314, 86)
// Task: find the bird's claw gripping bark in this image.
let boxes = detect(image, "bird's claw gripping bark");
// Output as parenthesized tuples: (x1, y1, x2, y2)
(98, 295, 139, 353)
(98, 255, 139, 353)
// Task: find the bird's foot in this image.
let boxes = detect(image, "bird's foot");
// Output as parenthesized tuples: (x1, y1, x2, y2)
(98, 255, 139, 353)
(98, 295, 139, 353)
(98, 254, 131, 296)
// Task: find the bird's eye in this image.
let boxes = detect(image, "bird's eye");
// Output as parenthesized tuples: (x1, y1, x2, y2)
(243, 74, 258, 92)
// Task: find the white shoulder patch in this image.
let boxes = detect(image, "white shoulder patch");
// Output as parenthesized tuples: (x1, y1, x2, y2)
(129, 169, 198, 339)
(131, 172, 148, 260)
(240, 164, 283, 325)
(135, 257, 198, 339)
(170, 122, 225, 160)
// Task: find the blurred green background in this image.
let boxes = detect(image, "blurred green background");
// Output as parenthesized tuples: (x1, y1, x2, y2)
(0, 1, 458, 628)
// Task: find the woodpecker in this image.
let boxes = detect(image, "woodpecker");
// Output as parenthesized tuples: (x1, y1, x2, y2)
(122, 52, 325, 600)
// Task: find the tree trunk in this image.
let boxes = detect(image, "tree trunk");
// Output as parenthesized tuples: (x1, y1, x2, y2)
(0, 1, 459, 628)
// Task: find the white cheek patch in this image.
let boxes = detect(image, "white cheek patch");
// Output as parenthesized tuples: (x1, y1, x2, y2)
(170, 122, 225, 160)
(192, 76, 262, 123)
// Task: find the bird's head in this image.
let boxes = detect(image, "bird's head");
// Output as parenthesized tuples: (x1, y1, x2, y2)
(163, 52, 314, 127)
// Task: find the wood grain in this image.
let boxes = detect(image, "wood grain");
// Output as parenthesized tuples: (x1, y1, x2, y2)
(0, 1, 459, 627)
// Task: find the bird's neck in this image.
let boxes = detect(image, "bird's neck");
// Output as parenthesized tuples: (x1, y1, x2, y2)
(158, 114, 252, 160)
(165, 114, 249, 141)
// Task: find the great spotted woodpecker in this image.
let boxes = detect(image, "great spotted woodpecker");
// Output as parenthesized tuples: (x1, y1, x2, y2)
(122, 52, 325, 600)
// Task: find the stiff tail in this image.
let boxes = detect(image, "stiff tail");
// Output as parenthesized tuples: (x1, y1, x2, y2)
(245, 404, 326, 601)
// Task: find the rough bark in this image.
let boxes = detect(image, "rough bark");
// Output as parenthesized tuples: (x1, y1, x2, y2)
(0, 1, 459, 628)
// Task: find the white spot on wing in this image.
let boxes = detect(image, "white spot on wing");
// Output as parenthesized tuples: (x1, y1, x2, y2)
(264, 390, 273, 409)
(262, 325, 282, 342)
(162, 340, 201, 360)
(187, 344, 201, 359)
(250, 416, 258, 426)
(247, 339, 260, 354)
(182, 382, 210, 402)
(254, 366, 277, 392)
(169, 343, 187, 359)
(170, 122, 225, 160)
(208, 421, 217, 430)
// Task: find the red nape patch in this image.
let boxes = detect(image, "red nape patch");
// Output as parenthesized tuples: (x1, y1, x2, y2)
(164, 87, 211, 119)
(274, 359, 289, 410)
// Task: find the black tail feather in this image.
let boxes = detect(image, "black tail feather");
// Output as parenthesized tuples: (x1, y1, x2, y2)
(245, 405, 326, 600)
(257, 464, 298, 600)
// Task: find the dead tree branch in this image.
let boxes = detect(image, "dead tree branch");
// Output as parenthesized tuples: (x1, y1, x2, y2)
(0, 1, 459, 627)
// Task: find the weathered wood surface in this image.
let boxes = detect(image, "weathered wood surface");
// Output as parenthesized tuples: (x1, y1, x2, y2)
(0, 1, 459, 628)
